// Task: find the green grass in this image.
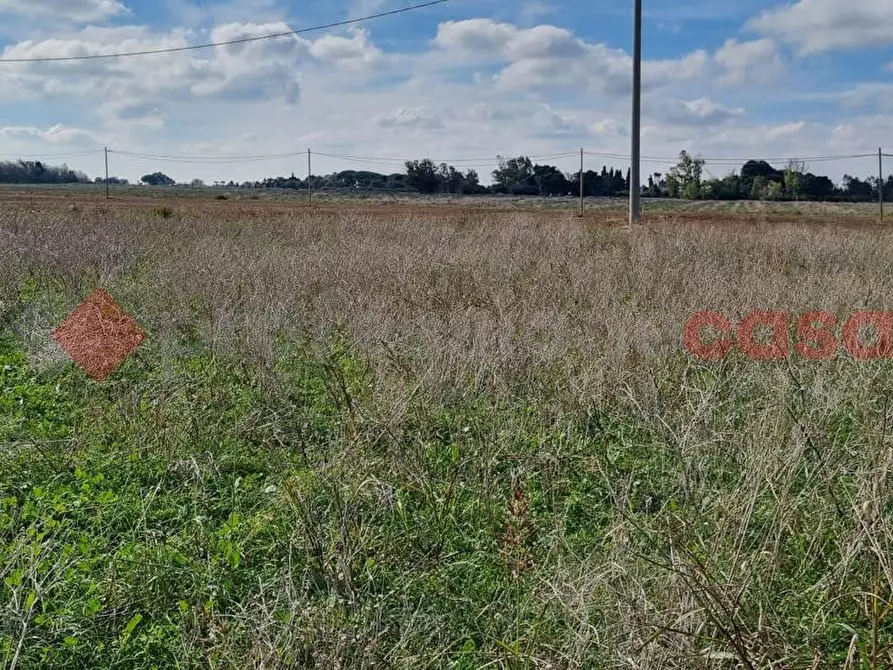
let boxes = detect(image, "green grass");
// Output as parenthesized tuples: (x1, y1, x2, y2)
(4, 204, 893, 667)
(0, 331, 622, 668)
(4, 326, 893, 668)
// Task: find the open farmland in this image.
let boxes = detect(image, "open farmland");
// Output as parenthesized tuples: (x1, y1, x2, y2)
(3, 192, 893, 668)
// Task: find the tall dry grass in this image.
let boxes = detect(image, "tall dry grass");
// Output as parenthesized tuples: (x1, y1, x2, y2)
(3, 199, 893, 667)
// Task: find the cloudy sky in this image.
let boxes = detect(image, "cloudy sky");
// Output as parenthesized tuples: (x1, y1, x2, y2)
(0, 0, 890, 184)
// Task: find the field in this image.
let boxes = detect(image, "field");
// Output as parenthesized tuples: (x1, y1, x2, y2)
(3, 190, 893, 668)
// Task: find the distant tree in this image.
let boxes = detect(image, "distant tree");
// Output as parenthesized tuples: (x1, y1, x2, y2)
(0, 160, 89, 184)
(191, 178, 205, 188)
(765, 181, 784, 201)
(750, 176, 768, 200)
(140, 172, 175, 186)
(436, 163, 466, 193)
(800, 173, 835, 200)
(492, 156, 535, 193)
(386, 173, 407, 191)
(405, 159, 439, 194)
(666, 150, 705, 199)
(740, 160, 783, 198)
(462, 169, 488, 194)
(783, 160, 807, 201)
(532, 164, 572, 196)
(702, 173, 742, 200)
(842, 174, 873, 202)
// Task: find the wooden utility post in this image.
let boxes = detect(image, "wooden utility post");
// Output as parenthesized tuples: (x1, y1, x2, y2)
(307, 148, 313, 205)
(104, 147, 110, 200)
(880, 147, 884, 222)
(629, 0, 642, 228)
(579, 148, 584, 217)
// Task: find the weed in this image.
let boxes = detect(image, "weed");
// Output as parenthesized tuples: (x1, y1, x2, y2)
(2, 198, 893, 667)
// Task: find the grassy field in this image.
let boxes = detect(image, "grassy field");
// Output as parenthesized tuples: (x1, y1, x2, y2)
(3, 193, 893, 668)
(0, 182, 883, 218)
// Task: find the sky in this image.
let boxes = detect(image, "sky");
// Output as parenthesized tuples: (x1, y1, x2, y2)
(0, 0, 892, 185)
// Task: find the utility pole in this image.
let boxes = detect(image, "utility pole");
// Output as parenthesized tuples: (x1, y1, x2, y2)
(579, 147, 584, 217)
(104, 146, 110, 200)
(880, 147, 884, 223)
(307, 148, 312, 206)
(629, 0, 643, 228)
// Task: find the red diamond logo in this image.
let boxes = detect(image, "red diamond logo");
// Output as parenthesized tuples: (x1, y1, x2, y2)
(51, 288, 147, 382)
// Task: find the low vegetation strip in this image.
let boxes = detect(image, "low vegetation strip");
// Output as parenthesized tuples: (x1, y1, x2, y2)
(2, 200, 893, 667)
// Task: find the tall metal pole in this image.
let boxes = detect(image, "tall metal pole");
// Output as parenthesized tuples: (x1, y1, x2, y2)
(629, 0, 642, 228)
(880, 147, 884, 223)
(104, 146, 110, 200)
(307, 148, 312, 206)
(579, 147, 584, 217)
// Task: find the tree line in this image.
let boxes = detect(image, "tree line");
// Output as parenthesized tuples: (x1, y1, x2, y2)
(658, 151, 892, 203)
(0, 160, 90, 184)
(2, 152, 889, 203)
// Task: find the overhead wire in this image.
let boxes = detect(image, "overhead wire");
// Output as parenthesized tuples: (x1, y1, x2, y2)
(586, 150, 876, 164)
(0, 0, 449, 64)
(0, 149, 104, 159)
(108, 149, 309, 164)
(102, 148, 582, 166)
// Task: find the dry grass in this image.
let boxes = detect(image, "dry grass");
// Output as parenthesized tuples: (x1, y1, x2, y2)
(3, 195, 893, 668)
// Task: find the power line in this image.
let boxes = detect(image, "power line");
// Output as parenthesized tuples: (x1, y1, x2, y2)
(0, 149, 103, 159)
(313, 150, 580, 165)
(0, 0, 449, 64)
(104, 148, 581, 166)
(108, 149, 309, 163)
(5, 147, 882, 171)
(586, 150, 877, 164)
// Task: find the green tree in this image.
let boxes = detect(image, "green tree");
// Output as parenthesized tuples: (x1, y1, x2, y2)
(532, 164, 572, 196)
(740, 160, 783, 198)
(405, 159, 439, 194)
(140, 172, 175, 186)
(750, 176, 768, 200)
(765, 181, 784, 200)
(666, 150, 705, 199)
(492, 156, 535, 193)
(784, 160, 806, 201)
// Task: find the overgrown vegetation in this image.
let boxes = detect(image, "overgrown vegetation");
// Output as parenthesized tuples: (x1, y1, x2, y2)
(3, 199, 893, 667)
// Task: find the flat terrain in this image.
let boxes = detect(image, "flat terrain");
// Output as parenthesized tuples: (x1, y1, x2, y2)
(3, 190, 893, 668)
(0, 182, 883, 220)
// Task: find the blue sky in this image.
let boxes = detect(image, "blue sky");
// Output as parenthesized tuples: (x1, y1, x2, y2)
(0, 0, 891, 184)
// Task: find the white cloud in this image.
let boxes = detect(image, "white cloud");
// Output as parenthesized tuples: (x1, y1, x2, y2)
(434, 19, 708, 95)
(643, 50, 710, 83)
(750, 0, 893, 54)
(0, 22, 389, 116)
(309, 28, 384, 69)
(434, 19, 516, 57)
(765, 121, 806, 140)
(0, 0, 127, 21)
(0, 124, 100, 146)
(832, 82, 893, 112)
(674, 98, 746, 125)
(714, 38, 784, 85)
(376, 107, 443, 130)
(592, 119, 627, 137)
